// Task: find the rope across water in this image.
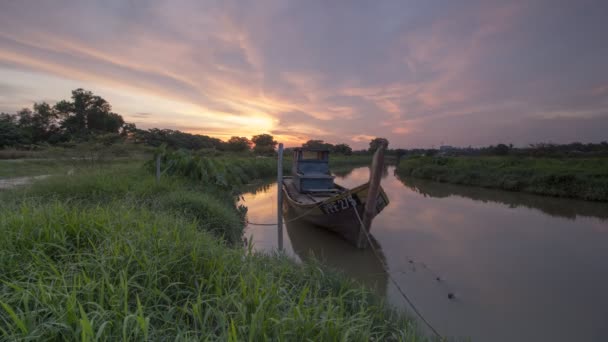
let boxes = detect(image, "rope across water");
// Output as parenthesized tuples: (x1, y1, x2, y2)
(245, 195, 446, 339)
(349, 199, 443, 339)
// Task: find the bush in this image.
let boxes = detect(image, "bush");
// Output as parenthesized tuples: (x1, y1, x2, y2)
(396, 156, 608, 201)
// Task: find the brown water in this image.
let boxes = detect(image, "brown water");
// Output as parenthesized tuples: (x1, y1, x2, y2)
(241, 166, 608, 342)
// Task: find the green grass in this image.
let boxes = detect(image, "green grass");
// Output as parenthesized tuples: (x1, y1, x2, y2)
(0, 203, 418, 341)
(397, 156, 608, 201)
(0, 158, 425, 341)
(0, 159, 69, 178)
(0, 158, 148, 178)
(0, 143, 154, 160)
(7, 163, 244, 246)
(154, 150, 372, 189)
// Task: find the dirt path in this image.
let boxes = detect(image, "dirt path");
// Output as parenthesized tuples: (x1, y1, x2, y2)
(0, 175, 50, 190)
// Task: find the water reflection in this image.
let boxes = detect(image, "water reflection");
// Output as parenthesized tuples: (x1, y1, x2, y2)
(241, 166, 608, 342)
(284, 205, 388, 295)
(331, 166, 355, 178)
(397, 175, 608, 221)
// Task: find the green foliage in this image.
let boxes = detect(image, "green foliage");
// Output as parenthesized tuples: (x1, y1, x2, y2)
(0, 160, 423, 341)
(153, 150, 277, 189)
(55, 88, 125, 136)
(0, 114, 22, 147)
(251, 134, 277, 155)
(333, 143, 353, 155)
(369, 137, 389, 152)
(0, 203, 418, 341)
(155, 150, 373, 188)
(493, 144, 510, 156)
(252, 144, 276, 155)
(11, 163, 244, 244)
(225, 136, 252, 152)
(133, 128, 224, 150)
(302, 139, 332, 150)
(156, 190, 244, 244)
(15, 102, 61, 144)
(397, 156, 608, 201)
(299, 140, 353, 155)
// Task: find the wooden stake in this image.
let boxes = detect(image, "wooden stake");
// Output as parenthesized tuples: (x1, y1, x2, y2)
(277, 143, 284, 251)
(357, 142, 387, 248)
(156, 154, 161, 183)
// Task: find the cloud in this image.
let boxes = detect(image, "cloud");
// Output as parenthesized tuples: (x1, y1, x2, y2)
(0, 0, 607, 148)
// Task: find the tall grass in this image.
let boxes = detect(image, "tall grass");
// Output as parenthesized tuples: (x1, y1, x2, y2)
(0, 202, 419, 341)
(6, 163, 244, 245)
(0, 159, 425, 341)
(152, 150, 278, 189)
(154, 150, 373, 188)
(397, 156, 608, 201)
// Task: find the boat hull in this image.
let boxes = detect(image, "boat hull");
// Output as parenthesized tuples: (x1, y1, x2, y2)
(284, 213, 388, 294)
(281, 179, 389, 246)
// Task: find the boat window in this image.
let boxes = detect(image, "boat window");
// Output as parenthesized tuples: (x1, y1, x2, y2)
(302, 151, 324, 160)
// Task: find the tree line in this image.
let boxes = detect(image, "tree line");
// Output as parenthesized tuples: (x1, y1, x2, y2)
(7, 88, 602, 158)
(1, 89, 125, 147)
(0, 88, 369, 155)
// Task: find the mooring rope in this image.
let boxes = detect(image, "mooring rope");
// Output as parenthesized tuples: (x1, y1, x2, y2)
(349, 200, 443, 339)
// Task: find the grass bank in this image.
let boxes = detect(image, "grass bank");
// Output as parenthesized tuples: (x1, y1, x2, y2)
(396, 156, 608, 201)
(155, 150, 372, 189)
(0, 160, 424, 341)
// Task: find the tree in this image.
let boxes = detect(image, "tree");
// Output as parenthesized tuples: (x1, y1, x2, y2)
(226, 136, 252, 152)
(55, 88, 125, 137)
(333, 143, 352, 155)
(494, 143, 510, 156)
(121, 123, 137, 137)
(369, 137, 389, 152)
(0, 113, 22, 147)
(302, 139, 333, 150)
(15, 102, 60, 144)
(133, 128, 224, 150)
(251, 134, 277, 155)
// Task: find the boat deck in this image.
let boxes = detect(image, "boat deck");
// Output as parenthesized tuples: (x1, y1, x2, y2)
(283, 178, 345, 205)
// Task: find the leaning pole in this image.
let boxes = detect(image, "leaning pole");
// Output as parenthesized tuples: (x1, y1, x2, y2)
(277, 143, 284, 251)
(357, 142, 387, 249)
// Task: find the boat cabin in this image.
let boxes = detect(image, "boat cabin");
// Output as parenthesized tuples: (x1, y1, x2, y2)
(291, 148, 336, 193)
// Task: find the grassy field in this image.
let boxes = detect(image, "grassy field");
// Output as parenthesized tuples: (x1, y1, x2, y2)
(0, 158, 424, 341)
(396, 156, 608, 201)
(0, 143, 153, 178)
(0, 143, 155, 160)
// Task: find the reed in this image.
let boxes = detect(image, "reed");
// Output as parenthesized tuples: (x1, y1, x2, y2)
(0, 162, 424, 341)
(153, 150, 372, 188)
(397, 156, 608, 201)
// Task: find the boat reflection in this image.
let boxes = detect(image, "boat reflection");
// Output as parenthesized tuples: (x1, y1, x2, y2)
(397, 174, 608, 221)
(284, 205, 388, 296)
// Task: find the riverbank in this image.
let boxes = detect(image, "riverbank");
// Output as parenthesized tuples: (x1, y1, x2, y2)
(396, 156, 608, 201)
(0, 159, 423, 340)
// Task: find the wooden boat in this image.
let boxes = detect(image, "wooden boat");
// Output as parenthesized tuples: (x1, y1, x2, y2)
(281, 144, 389, 248)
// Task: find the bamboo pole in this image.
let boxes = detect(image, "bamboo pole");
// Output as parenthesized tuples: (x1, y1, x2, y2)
(277, 143, 284, 251)
(357, 141, 387, 248)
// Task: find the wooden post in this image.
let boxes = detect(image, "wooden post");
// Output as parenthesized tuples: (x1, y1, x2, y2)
(277, 143, 284, 251)
(357, 141, 387, 248)
(156, 154, 161, 183)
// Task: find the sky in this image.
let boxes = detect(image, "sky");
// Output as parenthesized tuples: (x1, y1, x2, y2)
(0, 0, 607, 148)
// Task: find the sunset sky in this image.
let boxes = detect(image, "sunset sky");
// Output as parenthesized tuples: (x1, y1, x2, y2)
(1, 0, 607, 148)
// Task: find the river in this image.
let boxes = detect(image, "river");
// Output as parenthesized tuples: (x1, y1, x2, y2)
(241, 166, 608, 342)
